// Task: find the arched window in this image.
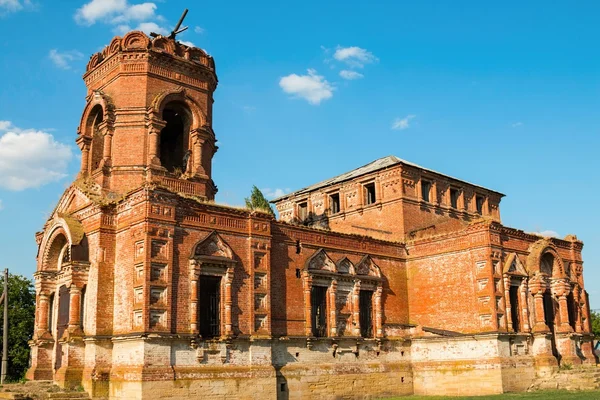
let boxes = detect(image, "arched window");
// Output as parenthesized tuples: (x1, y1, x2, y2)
(88, 105, 104, 171)
(46, 233, 68, 271)
(540, 253, 554, 276)
(160, 103, 191, 173)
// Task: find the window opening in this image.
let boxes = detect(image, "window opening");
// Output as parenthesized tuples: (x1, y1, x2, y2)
(450, 188, 459, 209)
(421, 181, 431, 202)
(476, 195, 485, 215)
(199, 276, 221, 338)
(298, 202, 308, 221)
(364, 183, 376, 205)
(509, 285, 520, 332)
(90, 107, 104, 171)
(567, 292, 576, 330)
(543, 292, 555, 332)
(359, 290, 374, 338)
(311, 286, 328, 337)
(160, 105, 190, 173)
(540, 253, 554, 276)
(330, 193, 340, 214)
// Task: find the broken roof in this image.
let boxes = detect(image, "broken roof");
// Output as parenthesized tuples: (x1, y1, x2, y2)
(271, 155, 504, 203)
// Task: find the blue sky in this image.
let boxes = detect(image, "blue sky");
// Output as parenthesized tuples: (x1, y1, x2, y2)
(0, 1, 598, 309)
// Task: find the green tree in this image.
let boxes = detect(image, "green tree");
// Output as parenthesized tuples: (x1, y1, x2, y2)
(244, 186, 275, 216)
(0, 273, 36, 381)
(590, 309, 600, 338)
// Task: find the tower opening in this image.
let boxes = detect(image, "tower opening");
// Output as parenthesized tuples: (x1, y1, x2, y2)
(160, 103, 191, 173)
(89, 105, 104, 171)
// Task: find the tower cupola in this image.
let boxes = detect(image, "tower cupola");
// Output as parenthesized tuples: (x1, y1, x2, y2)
(76, 30, 218, 200)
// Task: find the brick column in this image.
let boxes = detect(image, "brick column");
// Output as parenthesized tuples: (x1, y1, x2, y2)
(36, 292, 50, 338)
(329, 279, 337, 337)
(529, 279, 549, 333)
(76, 136, 91, 175)
(102, 130, 113, 166)
(303, 273, 313, 337)
(374, 285, 383, 338)
(552, 280, 572, 333)
(148, 127, 161, 166)
(503, 276, 513, 332)
(519, 280, 531, 332)
(573, 287, 582, 333)
(224, 267, 233, 337)
(352, 280, 361, 337)
(190, 270, 199, 334)
(195, 137, 205, 176)
(68, 286, 83, 335)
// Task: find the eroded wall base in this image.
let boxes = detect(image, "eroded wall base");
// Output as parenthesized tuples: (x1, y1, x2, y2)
(27, 334, 596, 399)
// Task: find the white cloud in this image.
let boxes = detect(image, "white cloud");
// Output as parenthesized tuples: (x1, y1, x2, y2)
(194, 26, 204, 34)
(111, 2, 155, 24)
(0, 199, 3, 211)
(391, 115, 416, 130)
(113, 21, 167, 36)
(178, 40, 195, 47)
(512, 122, 523, 128)
(339, 70, 364, 80)
(0, 0, 30, 13)
(0, 121, 12, 131)
(113, 24, 131, 35)
(529, 230, 559, 238)
(333, 46, 378, 68)
(0, 122, 73, 191)
(242, 105, 256, 113)
(49, 49, 84, 70)
(75, 0, 157, 26)
(135, 21, 167, 35)
(279, 69, 334, 105)
(262, 188, 290, 199)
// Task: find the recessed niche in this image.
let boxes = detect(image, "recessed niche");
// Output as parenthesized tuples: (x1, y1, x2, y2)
(151, 263, 167, 281)
(150, 286, 166, 305)
(149, 310, 166, 328)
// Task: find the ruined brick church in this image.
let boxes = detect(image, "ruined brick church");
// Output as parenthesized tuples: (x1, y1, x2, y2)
(26, 29, 597, 399)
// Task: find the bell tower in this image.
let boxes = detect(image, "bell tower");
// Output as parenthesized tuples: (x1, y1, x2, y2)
(77, 30, 218, 200)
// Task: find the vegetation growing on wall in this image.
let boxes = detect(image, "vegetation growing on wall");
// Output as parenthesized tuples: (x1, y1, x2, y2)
(244, 186, 275, 216)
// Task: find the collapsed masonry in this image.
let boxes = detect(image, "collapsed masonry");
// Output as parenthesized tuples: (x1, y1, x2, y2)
(26, 30, 597, 400)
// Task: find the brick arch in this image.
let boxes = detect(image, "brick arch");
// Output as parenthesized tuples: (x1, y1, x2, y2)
(77, 91, 116, 138)
(150, 88, 206, 130)
(39, 216, 86, 271)
(526, 239, 566, 279)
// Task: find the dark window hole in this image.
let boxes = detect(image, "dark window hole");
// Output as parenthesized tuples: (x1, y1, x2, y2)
(295, 269, 301, 279)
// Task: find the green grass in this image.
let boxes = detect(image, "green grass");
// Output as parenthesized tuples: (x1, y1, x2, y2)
(383, 391, 600, 400)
